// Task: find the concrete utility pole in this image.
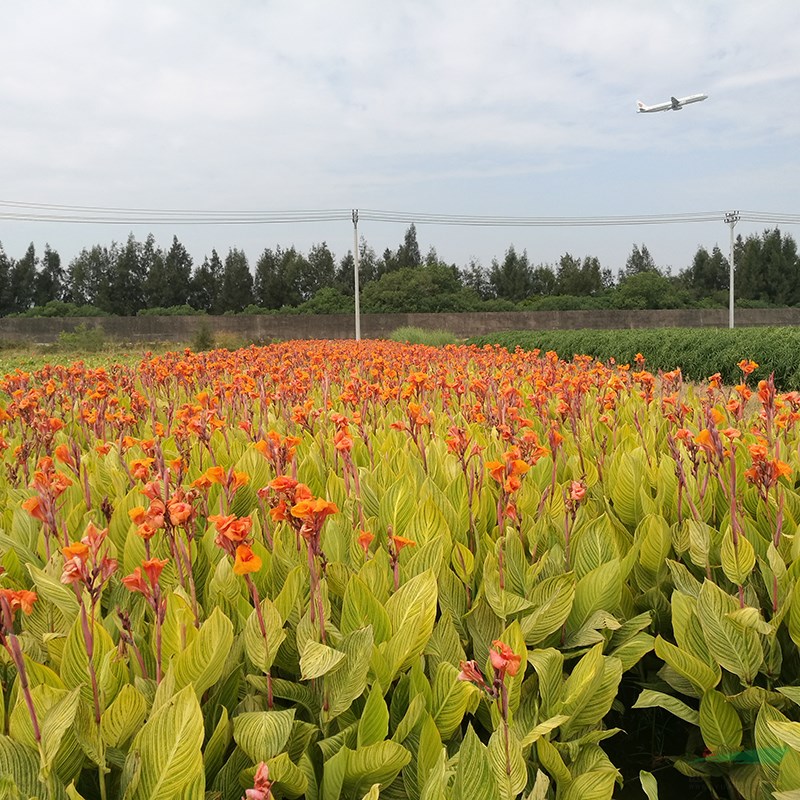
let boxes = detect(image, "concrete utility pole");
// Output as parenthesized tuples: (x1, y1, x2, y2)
(725, 210, 740, 329)
(352, 209, 361, 341)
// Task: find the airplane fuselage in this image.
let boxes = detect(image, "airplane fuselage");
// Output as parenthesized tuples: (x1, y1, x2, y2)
(637, 93, 708, 113)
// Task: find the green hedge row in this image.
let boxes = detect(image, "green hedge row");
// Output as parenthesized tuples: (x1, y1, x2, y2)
(467, 327, 800, 390)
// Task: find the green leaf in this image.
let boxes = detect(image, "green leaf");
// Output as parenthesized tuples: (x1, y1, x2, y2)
(536, 736, 572, 788)
(299, 640, 346, 681)
(609, 631, 654, 671)
(341, 576, 391, 644)
(640, 770, 659, 800)
(519, 573, 575, 645)
(0, 736, 59, 799)
(561, 769, 617, 800)
(381, 570, 438, 679)
(527, 648, 564, 720)
(430, 662, 479, 741)
(203, 707, 232, 786)
(632, 689, 700, 726)
(243, 597, 286, 673)
(487, 727, 526, 797)
(654, 635, 720, 693)
(266, 751, 308, 799)
(101, 684, 149, 749)
(322, 740, 412, 799)
(171, 607, 233, 698)
(27, 564, 80, 623)
(40, 687, 81, 774)
(567, 559, 621, 631)
(61, 611, 126, 710)
(699, 690, 743, 755)
(358, 686, 389, 748)
(324, 626, 373, 722)
(720, 528, 756, 586)
(755, 702, 790, 786)
(769, 720, 800, 751)
(519, 715, 570, 748)
(233, 709, 295, 763)
(697, 580, 762, 684)
(452, 726, 498, 800)
(123, 684, 205, 800)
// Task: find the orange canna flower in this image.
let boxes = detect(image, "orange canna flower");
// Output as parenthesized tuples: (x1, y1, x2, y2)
(168, 500, 194, 526)
(233, 544, 262, 575)
(22, 496, 45, 521)
(142, 557, 168, 586)
(0, 588, 38, 615)
(358, 530, 374, 554)
(128, 506, 147, 525)
(390, 534, 416, 553)
(54, 444, 75, 468)
(62, 541, 89, 562)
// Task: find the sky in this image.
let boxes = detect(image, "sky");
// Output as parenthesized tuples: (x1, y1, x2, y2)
(1, 0, 799, 278)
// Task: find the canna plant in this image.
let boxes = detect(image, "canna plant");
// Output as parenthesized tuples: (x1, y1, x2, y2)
(0, 339, 800, 799)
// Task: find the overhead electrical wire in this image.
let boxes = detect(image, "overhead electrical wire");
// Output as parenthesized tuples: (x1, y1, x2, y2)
(0, 200, 797, 227)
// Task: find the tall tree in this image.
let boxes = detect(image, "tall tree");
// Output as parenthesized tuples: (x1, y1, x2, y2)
(218, 248, 254, 312)
(300, 242, 336, 300)
(622, 243, 658, 279)
(189, 250, 223, 313)
(109, 234, 147, 315)
(461, 259, 493, 300)
(33, 244, 64, 306)
(490, 246, 532, 302)
(530, 264, 557, 296)
(736, 228, 800, 305)
(335, 239, 379, 296)
(162, 236, 193, 306)
(397, 224, 422, 270)
(0, 243, 13, 315)
(142, 235, 167, 308)
(683, 245, 729, 293)
(253, 247, 280, 308)
(9, 243, 38, 312)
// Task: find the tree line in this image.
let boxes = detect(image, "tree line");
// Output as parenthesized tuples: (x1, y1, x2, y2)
(0, 225, 797, 317)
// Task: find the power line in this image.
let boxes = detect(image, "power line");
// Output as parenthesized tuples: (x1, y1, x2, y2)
(0, 199, 798, 227)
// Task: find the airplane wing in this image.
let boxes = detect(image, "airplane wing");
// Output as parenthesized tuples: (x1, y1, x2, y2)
(637, 100, 672, 113)
(670, 96, 681, 110)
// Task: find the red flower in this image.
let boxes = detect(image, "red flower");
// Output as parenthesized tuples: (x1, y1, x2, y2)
(490, 640, 521, 679)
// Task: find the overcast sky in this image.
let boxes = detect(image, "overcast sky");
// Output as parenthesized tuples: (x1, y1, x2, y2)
(2, 0, 799, 277)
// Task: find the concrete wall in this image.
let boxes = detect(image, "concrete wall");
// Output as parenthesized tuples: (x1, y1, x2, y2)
(0, 308, 798, 344)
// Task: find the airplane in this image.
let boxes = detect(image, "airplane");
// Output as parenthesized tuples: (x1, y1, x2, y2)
(637, 93, 708, 113)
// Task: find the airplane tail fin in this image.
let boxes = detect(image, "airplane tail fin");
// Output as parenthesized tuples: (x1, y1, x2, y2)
(637, 101, 646, 112)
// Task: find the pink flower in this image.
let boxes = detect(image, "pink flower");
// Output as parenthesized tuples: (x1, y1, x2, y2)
(569, 480, 586, 502)
(244, 762, 272, 800)
(457, 659, 486, 688)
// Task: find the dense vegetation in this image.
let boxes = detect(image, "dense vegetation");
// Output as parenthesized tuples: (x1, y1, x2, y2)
(468, 327, 800, 391)
(1, 225, 798, 317)
(3, 341, 800, 799)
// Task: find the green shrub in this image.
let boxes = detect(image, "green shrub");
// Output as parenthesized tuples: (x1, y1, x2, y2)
(468, 326, 800, 389)
(389, 326, 459, 346)
(52, 323, 107, 352)
(137, 305, 206, 316)
(12, 301, 108, 318)
(191, 323, 216, 352)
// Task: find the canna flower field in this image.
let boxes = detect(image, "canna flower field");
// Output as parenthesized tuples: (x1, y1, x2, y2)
(1, 340, 800, 799)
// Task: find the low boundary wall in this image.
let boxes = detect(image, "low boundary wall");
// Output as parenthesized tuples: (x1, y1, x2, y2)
(0, 308, 797, 344)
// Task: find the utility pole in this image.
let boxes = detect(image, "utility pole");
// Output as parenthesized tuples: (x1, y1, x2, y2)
(724, 211, 740, 329)
(352, 209, 361, 341)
